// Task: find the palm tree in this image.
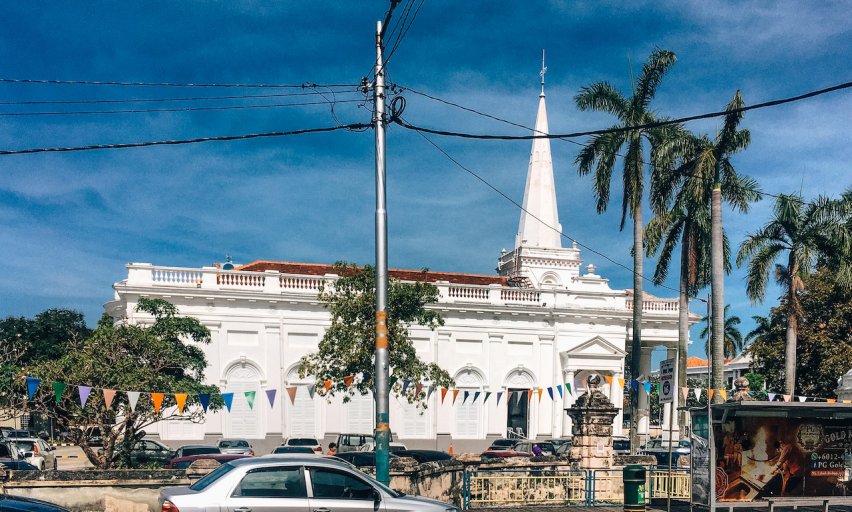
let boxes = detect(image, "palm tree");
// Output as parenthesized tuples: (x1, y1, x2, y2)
(699, 305, 744, 358)
(574, 48, 677, 449)
(737, 192, 850, 395)
(744, 315, 774, 346)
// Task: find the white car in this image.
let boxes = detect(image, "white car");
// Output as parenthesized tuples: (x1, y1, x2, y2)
(281, 437, 323, 454)
(358, 441, 407, 453)
(12, 438, 56, 470)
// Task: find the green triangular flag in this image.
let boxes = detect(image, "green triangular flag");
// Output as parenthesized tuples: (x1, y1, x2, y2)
(52, 382, 66, 404)
(565, 382, 572, 396)
(245, 391, 256, 410)
(484, 391, 492, 403)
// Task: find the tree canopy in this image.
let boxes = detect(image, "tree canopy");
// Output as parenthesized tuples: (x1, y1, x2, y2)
(298, 262, 453, 406)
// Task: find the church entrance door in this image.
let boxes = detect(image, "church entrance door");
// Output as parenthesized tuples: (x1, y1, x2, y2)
(506, 388, 529, 439)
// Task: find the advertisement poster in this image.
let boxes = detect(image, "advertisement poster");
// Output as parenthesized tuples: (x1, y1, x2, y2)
(714, 417, 852, 500)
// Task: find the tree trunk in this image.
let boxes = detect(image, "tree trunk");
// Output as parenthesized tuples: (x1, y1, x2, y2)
(711, 186, 725, 403)
(678, 229, 690, 432)
(630, 205, 644, 452)
(785, 301, 798, 396)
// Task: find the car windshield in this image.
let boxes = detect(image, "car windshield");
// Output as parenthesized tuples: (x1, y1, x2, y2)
(288, 438, 319, 446)
(183, 447, 220, 456)
(351, 466, 404, 497)
(491, 439, 516, 447)
(14, 441, 36, 451)
(189, 462, 236, 491)
(219, 440, 249, 448)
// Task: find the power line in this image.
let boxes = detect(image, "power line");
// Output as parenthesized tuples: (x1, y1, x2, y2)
(0, 98, 364, 117)
(392, 80, 852, 140)
(0, 123, 371, 155)
(0, 78, 359, 89)
(403, 116, 681, 294)
(384, 0, 425, 69)
(0, 89, 361, 106)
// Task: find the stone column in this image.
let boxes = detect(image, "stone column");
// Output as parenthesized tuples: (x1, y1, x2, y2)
(637, 347, 652, 436)
(567, 375, 619, 469)
(562, 369, 575, 436)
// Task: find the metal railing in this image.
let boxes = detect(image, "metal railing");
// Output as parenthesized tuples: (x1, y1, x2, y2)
(462, 466, 691, 509)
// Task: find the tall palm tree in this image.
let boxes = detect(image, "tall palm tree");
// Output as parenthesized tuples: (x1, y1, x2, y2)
(575, 48, 677, 448)
(737, 192, 850, 395)
(699, 305, 744, 358)
(744, 315, 774, 346)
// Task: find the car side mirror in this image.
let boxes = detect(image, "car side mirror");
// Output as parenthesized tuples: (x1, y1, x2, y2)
(372, 489, 382, 510)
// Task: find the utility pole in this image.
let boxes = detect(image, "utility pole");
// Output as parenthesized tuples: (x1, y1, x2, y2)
(373, 18, 391, 485)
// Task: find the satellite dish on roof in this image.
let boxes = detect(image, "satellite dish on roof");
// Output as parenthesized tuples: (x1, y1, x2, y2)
(222, 255, 235, 271)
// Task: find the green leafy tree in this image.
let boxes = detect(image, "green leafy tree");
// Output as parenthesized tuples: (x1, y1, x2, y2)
(21, 298, 220, 468)
(574, 48, 677, 446)
(738, 191, 851, 395)
(748, 267, 852, 398)
(698, 305, 744, 358)
(298, 262, 453, 407)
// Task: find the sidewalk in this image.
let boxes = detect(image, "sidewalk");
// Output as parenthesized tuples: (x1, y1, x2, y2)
(475, 502, 691, 512)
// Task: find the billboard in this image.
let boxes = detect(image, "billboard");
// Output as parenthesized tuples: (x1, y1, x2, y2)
(714, 416, 852, 500)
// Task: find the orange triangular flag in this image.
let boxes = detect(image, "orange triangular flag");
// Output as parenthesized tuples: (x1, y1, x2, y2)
(527, 389, 533, 402)
(324, 379, 333, 392)
(440, 387, 448, 403)
(708, 389, 715, 400)
(287, 386, 298, 404)
(343, 375, 354, 387)
(537, 388, 543, 401)
(783, 394, 791, 402)
(604, 375, 613, 385)
(151, 392, 164, 414)
(102, 389, 116, 410)
(681, 387, 689, 399)
(618, 377, 625, 388)
(452, 389, 459, 404)
(827, 399, 836, 403)
(719, 389, 727, 401)
(415, 382, 424, 396)
(175, 393, 187, 414)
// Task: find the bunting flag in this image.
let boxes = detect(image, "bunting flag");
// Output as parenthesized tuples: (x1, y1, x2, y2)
(566, 382, 573, 395)
(343, 375, 354, 387)
(527, 389, 533, 402)
(547, 387, 554, 401)
(103, 389, 116, 410)
(324, 379, 332, 392)
(556, 384, 563, 398)
(483, 391, 491, 403)
(440, 387, 448, 404)
(798, 396, 807, 402)
(427, 386, 435, 401)
(537, 388, 543, 402)
(415, 383, 424, 396)
(618, 377, 625, 388)
(496, 391, 503, 406)
(78, 385, 92, 408)
(152, 392, 165, 413)
(631, 380, 639, 391)
(402, 380, 411, 395)
(462, 390, 470, 404)
(127, 391, 140, 412)
(643, 382, 652, 395)
(25, 377, 40, 399)
(473, 391, 481, 403)
(245, 391, 256, 409)
(708, 389, 715, 401)
(783, 394, 791, 402)
(308, 385, 316, 399)
(517, 390, 525, 406)
(693, 388, 701, 400)
(768, 393, 777, 401)
(52, 382, 66, 404)
(174, 393, 187, 414)
(681, 387, 689, 400)
(604, 375, 613, 385)
(827, 399, 836, 404)
(266, 389, 277, 408)
(198, 393, 210, 412)
(286, 387, 298, 405)
(222, 392, 234, 411)
(719, 389, 728, 401)
(452, 389, 460, 404)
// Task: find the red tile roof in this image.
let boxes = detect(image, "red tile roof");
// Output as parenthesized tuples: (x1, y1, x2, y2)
(236, 260, 508, 286)
(687, 356, 708, 368)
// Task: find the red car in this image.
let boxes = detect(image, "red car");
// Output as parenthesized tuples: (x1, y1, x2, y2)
(168, 453, 251, 469)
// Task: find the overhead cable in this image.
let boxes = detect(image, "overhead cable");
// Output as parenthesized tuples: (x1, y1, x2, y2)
(0, 89, 361, 106)
(0, 123, 371, 156)
(0, 78, 359, 89)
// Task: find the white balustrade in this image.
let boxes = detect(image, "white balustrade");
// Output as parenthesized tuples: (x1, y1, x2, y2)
(151, 268, 203, 287)
(217, 271, 265, 289)
(626, 299, 679, 312)
(500, 288, 541, 303)
(446, 285, 490, 301)
(280, 275, 325, 291)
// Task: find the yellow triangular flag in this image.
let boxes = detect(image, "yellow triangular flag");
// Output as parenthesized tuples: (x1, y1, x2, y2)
(827, 399, 836, 404)
(452, 389, 459, 404)
(151, 392, 164, 413)
(618, 377, 625, 388)
(604, 375, 613, 385)
(719, 389, 727, 401)
(537, 388, 543, 402)
(175, 393, 187, 414)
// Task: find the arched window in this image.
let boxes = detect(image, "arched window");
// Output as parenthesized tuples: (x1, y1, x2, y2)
(453, 367, 486, 439)
(286, 367, 318, 438)
(504, 367, 536, 439)
(224, 362, 263, 439)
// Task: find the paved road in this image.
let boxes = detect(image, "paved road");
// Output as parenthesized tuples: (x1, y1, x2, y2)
(53, 445, 93, 470)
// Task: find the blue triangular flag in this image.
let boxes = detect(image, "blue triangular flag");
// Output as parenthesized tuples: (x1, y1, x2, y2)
(632, 379, 640, 391)
(547, 387, 554, 401)
(768, 392, 777, 402)
(643, 381, 652, 394)
(473, 391, 481, 403)
(496, 391, 503, 406)
(198, 393, 211, 412)
(26, 377, 40, 399)
(556, 384, 563, 398)
(266, 389, 277, 408)
(402, 380, 411, 395)
(222, 392, 234, 412)
(78, 385, 92, 408)
(462, 390, 470, 404)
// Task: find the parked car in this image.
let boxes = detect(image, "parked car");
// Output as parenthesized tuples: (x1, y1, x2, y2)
(280, 437, 323, 454)
(333, 451, 399, 467)
(512, 441, 557, 457)
(172, 445, 221, 459)
(485, 438, 517, 451)
(0, 460, 39, 471)
(168, 453, 251, 469)
(0, 493, 70, 512)
(641, 438, 691, 467)
(0, 430, 33, 440)
(159, 456, 457, 512)
(480, 448, 528, 461)
(270, 446, 318, 456)
(546, 438, 572, 456)
(9, 438, 55, 470)
(335, 432, 395, 453)
(394, 450, 453, 463)
(217, 439, 254, 456)
(358, 441, 407, 453)
(110, 439, 174, 466)
(613, 436, 631, 456)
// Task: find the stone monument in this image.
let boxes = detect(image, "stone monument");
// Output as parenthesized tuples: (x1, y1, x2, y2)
(567, 374, 619, 469)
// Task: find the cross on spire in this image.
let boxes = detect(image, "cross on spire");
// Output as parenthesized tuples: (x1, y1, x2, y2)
(540, 49, 547, 97)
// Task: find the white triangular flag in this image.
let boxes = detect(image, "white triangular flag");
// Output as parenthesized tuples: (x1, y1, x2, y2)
(693, 388, 701, 400)
(798, 396, 807, 402)
(127, 391, 140, 412)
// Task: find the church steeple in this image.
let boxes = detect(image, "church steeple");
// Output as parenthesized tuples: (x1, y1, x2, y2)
(515, 50, 562, 249)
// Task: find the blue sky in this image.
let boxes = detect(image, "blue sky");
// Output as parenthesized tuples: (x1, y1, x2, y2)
(1, 2, 849, 359)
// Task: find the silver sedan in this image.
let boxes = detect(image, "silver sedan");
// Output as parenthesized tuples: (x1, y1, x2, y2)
(160, 455, 459, 512)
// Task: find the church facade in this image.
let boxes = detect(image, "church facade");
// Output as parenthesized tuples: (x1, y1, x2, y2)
(106, 83, 682, 451)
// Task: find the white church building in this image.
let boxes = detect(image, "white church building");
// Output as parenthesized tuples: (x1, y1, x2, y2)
(106, 82, 683, 451)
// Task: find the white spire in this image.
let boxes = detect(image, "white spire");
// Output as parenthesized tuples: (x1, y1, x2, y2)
(515, 53, 562, 249)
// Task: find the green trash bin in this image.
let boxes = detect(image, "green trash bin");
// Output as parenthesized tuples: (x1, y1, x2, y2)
(623, 464, 647, 512)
